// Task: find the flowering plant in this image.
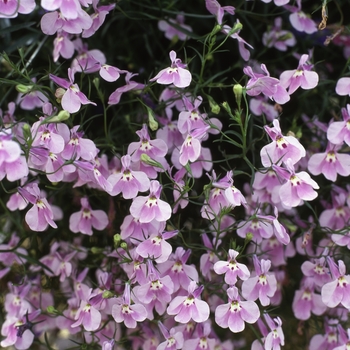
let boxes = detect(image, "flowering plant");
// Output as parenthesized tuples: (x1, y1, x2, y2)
(1, 0, 350, 349)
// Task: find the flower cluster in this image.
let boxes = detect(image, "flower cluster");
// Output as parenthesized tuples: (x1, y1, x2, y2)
(1, 0, 350, 349)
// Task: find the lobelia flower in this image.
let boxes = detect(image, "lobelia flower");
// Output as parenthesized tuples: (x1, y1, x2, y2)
(327, 104, 350, 146)
(49, 68, 96, 113)
(129, 180, 171, 223)
(0, 309, 41, 350)
(205, 0, 235, 25)
(279, 54, 319, 94)
(273, 159, 319, 208)
(18, 183, 57, 232)
(241, 255, 277, 306)
(157, 247, 198, 293)
(107, 154, 150, 199)
(133, 262, 174, 318)
(158, 14, 193, 41)
(108, 72, 145, 105)
(308, 142, 350, 182)
(309, 318, 340, 350)
(167, 281, 210, 323)
(0, 0, 35, 18)
(321, 257, 350, 309)
(301, 255, 331, 288)
(249, 96, 279, 122)
(179, 125, 210, 166)
(69, 197, 108, 235)
(150, 50, 192, 88)
(215, 286, 260, 333)
(292, 278, 327, 320)
(135, 229, 177, 263)
(112, 283, 147, 329)
(82, 0, 115, 38)
(262, 17, 296, 51)
(213, 249, 250, 285)
(53, 30, 75, 62)
(40, 9, 93, 35)
(182, 322, 216, 350)
(16, 78, 48, 110)
(222, 20, 253, 61)
(157, 322, 184, 350)
(260, 119, 306, 167)
(244, 64, 290, 104)
(263, 313, 285, 350)
(71, 288, 102, 332)
(286, 0, 317, 34)
(200, 233, 220, 281)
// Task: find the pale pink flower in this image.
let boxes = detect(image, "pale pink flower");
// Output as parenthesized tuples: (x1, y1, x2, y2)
(158, 14, 193, 41)
(215, 286, 260, 333)
(150, 50, 192, 88)
(167, 281, 209, 323)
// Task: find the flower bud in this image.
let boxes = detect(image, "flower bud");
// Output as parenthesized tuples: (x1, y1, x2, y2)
(120, 242, 128, 250)
(47, 306, 59, 315)
(147, 106, 158, 131)
(22, 123, 31, 141)
(207, 95, 220, 114)
(102, 290, 115, 299)
(91, 247, 104, 254)
(16, 84, 33, 94)
(233, 84, 243, 107)
(140, 153, 164, 170)
(113, 233, 121, 249)
(55, 88, 65, 102)
(93, 77, 100, 89)
(46, 110, 70, 123)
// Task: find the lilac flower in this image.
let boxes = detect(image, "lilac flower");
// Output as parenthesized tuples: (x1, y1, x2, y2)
(129, 180, 171, 223)
(135, 229, 177, 263)
(179, 126, 209, 166)
(71, 289, 102, 332)
(308, 143, 350, 182)
(157, 322, 184, 350)
(244, 64, 290, 104)
(107, 154, 150, 199)
(301, 256, 331, 288)
(50, 68, 96, 113)
(158, 14, 193, 41)
(108, 72, 145, 105)
(292, 279, 327, 320)
(112, 283, 147, 329)
(200, 233, 220, 281)
(18, 183, 57, 232)
(82, 0, 115, 38)
(213, 249, 250, 285)
(260, 119, 306, 167)
(16, 79, 48, 110)
(53, 31, 75, 62)
(40, 9, 93, 35)
(263, 313, 285, 350)
(0, 309, 41, 349)
(262, 17, 296, 51)
(41, 0, 84, 20)
(222, 20, 253, 61)
(167, 281, 209, 323)
(336, 77, 350, 96)
(215, 286, 260, 333)
(321, 257, 350, 309)
(242, 256, 277, 306)
(150, 50, 192, 88)
(0, 0, 35, 18)
(205, 0, 235, 25)
(69, 197, 108, 235)
(327, 104, 350, 146)
(286, 0, 317, 34)
(182, 322, 216, 350)
(157, 247, 199, 293)
(273, 159, 319, 208)
(309, 319, 340, 350)
(249, 96, 278, 122)
(279, 54, 319, 94)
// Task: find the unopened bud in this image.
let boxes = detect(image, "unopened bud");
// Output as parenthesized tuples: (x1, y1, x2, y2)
(140, 153, 164, 170)
(120, 242, 128, 250)
(228, 21, 243, 36)
(147, 106, 158, 131)
(222, 101, 232, 114)
(245, 232, 253, 242)
(22, 123, 31, 141)
(47, 306, 59, 315)
(47, 110, 70, 123)
(55, 88, 65, 102)
(102, 290, 115, 299)
(212, 24, 222, 35)
(91, 247, 104, 254)
(93, 77, 100, 89)
(207, 96, 220, 114)
(113, 233, 121, 249)
(16, 84, 33, 94)
(233, 84, 243, 107)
